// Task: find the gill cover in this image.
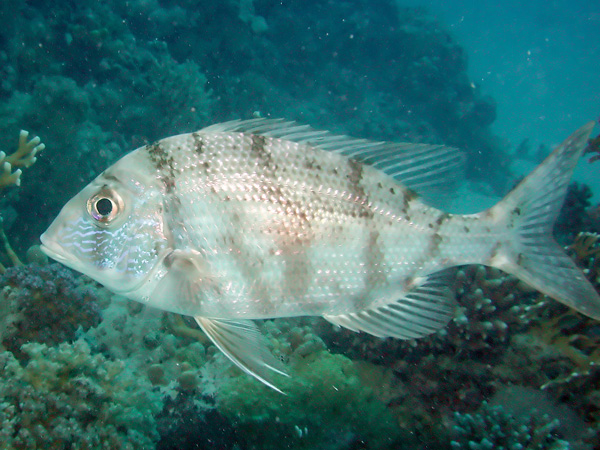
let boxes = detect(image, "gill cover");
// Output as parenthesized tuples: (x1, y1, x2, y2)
(40, 152, 169, 295)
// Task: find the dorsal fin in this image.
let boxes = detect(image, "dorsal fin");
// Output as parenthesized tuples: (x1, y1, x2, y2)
(198, 118, 465, 203)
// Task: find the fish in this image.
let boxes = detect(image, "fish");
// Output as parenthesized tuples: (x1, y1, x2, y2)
(40, 119, 599, 392)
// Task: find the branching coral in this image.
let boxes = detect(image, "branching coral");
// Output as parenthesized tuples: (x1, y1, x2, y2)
(0, 130, 44, 189)
(523, 304, 600, 432)
(0, 224, 23, 273)
(494, 232, 600, 441)
(449, 265, 537, 354)
(0, 129, 45, 272)
(0, 339, 162, 449)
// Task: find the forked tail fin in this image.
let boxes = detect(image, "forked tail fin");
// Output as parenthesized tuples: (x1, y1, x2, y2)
(487, 122, 600, 319)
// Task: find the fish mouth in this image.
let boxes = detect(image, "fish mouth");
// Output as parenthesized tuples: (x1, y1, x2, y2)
(40, 233, 72, 266)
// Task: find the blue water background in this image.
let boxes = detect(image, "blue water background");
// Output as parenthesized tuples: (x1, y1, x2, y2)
(405, 0, 600, 203)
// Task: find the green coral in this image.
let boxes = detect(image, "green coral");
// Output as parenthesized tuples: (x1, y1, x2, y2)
(217, 349, 400, 450)
(0, 339, 162, 449)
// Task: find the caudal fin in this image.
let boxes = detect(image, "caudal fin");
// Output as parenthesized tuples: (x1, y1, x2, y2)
(488, 122, 600, 319)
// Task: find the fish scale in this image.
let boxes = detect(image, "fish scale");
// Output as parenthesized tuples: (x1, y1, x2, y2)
(41, 119, 600, 392)
(150, 130, 457, 318)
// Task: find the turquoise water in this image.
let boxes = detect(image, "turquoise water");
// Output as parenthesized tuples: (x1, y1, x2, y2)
(405, 0, 600, 202)
(0, 1, 598, 449)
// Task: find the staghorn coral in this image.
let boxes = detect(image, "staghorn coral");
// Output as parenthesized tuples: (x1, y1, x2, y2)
(0, 339, 161, 449)
(522, 306, 600, 434)
(0, 263, 103, 358)
(541, 363, 600, 437)
(486, 233, 600, 443)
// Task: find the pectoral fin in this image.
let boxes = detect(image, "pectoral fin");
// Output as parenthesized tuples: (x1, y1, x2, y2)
(149, 250, 216, 311)
(195, 317, 288, 393)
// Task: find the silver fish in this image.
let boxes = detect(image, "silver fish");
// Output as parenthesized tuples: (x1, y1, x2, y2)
(40, 119, 599, 391)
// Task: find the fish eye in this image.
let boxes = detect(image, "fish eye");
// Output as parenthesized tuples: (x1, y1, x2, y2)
(87, 187, 124, 225)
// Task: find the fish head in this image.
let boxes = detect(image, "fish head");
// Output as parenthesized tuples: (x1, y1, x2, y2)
(41, 151, 169, 296)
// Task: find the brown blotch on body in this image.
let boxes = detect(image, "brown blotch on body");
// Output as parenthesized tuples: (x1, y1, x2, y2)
(347, 159, 373, 220)
(517, 252, 524, 266)
(425, 233, 443, 260)
(146, 141, 176, 193)
(435, 213, 450, 227)
(401, 188, 419, 216)
(405, 188, 419, 202)
(192, 132, 204, 155)
(250, 134, 269, 159)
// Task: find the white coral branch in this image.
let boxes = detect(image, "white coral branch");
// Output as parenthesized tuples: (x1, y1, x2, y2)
(0, 130, 45, 189)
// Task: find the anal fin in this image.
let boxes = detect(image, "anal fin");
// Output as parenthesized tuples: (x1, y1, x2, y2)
(195, 317, 289, 393)
(324, 272, 456, 339)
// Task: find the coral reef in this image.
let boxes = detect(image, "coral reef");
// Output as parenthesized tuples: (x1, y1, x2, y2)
(554, 182, 594, 244)
(450, 402, 571, 450)
(0, 339, 161, 449)
(0, 263, 103, 358)
(156, 394, 242, 450)
(0, 224, 23, 273)
(217, 349, 401, 450)
(0, 1, 212, 251)
(568, 232, 600, 288)
(0, 1, 598, 449)
(321, 265, 536, 366)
